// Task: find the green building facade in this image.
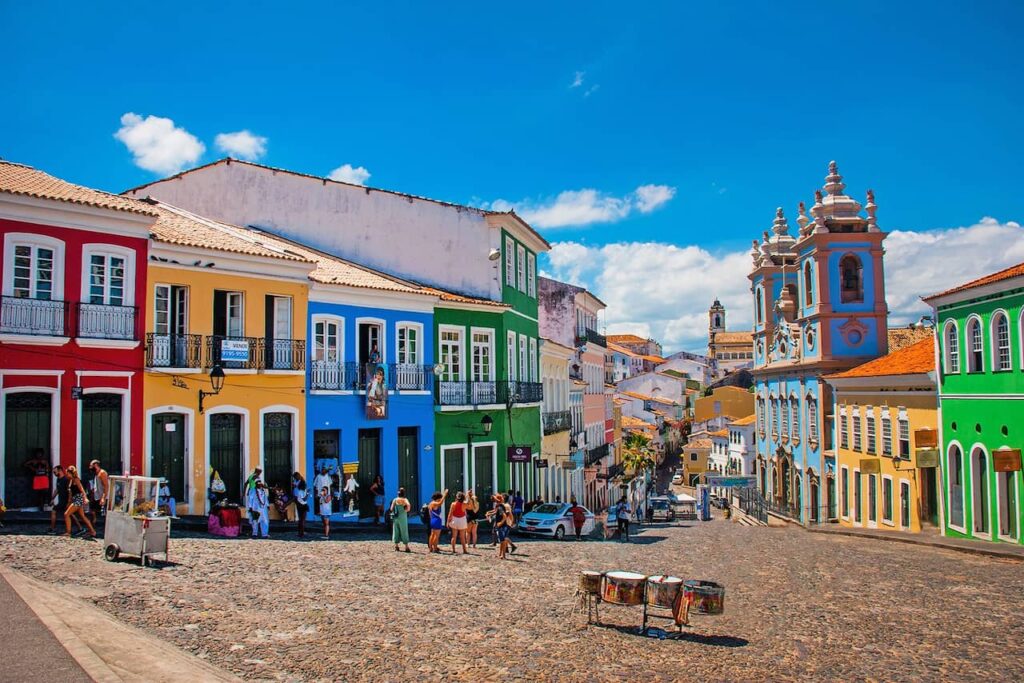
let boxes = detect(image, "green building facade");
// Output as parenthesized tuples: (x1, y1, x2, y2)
(926, 263, 1024, 545)
(432, 225, 545, 503)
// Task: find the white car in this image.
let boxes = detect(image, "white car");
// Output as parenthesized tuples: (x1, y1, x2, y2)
(671, 472, 684, 485)
(519, 503, 596, 540)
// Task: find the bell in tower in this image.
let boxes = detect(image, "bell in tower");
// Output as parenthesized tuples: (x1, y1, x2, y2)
(709, 298, 726, 333)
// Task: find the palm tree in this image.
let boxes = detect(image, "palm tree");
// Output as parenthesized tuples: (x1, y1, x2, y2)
(621, 431, 656, 481)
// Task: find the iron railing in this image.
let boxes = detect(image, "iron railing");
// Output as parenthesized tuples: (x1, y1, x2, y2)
(309, 361, 357, 390)
(77, 302, 137, 340)
(509, 381, 543, 403)
(434, 380, 544, 407)
(263, 338, 305, 371)
(597, 462, 625, 480)
(205, 335, 262, 370)
(146, 333, 202, 368)
(389, 363, 432, 391)
(0, 295, 66, 336)
(575, 328, 607, 348)
(585, 443, 610, 466)
(543, 410, 571, 435)
(737, 488, 769, 525)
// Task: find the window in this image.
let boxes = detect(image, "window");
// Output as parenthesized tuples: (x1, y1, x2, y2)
(6, 239, 62, 300)
(967, 316, 984, 373)
(213, 290, 244, 337)
(841, 467, 849, 518)
(397, 324, 420, 364)
(529, 338, 537, 382)
(440, 328, 463, 381)
(839, 254, 863, 303)
(897, 411, 910, 459)
(866, 411, 876, 454)
(770, 397, 778, 435)
(839, 407, 848, 449)
(471, 330, 493, 381)
(781, 398, 789, 437)
(527, 253, 536, 297)
(757, 397, 765, 435)
(803, 261, 813, 305)
(519, 334, 527, 383)
(517, 245, 526, 292)
(790, 397, 799, 440)
(505, 236, 515, 287)
(868, 474, 877, 523)
(154, 285, 188, 337)
(852, 408, 862, 451)
(993, 312, 1011, 371)
(854, 470, 862, 523)
(944, 321, 959, 374)
(756, 288, 764, 325)
(807, 397, 818, 442)
(881, 411, 892, 456)
(900, 481, 911, 529)
(882, 476, 893, 524)
(312, 317, 342, 361)
(507, 331, 517, 381)
(86, 253, 126, 306)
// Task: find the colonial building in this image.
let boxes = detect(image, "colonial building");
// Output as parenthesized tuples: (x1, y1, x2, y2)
(824, 337, 940, 533)
(728, 415, 757, 479)
(924, 262, 1024, 546)
(1, 161, 154, 508)
(606, 342, 642, 381)
(606, 333, 662, 358)
(750, 162, 889, 525)
(707, 299, 754, 375)
(693, 386, 755, 425)
(539, 337, 581, 503)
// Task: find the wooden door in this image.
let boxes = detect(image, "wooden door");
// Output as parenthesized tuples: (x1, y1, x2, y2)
(4, 392, 51, 508)
(151, 413, 186, 501)
(210, 413, 243, 503)
(357, 428, 381, 517)
(263, 412, 293, 489)
(397, 427, 419, 509)
(81, 393, 123, 475)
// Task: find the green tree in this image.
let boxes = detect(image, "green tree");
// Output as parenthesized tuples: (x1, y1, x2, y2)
(621, 431, 656, 482)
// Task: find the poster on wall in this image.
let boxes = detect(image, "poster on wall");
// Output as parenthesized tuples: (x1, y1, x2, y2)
(365, 363, 388, 420)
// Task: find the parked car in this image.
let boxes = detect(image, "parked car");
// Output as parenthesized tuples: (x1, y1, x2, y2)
(519, 503, 596, 540)
(647, 496, 675, 522)
(671, 472, 684, 485)
(710, 495, 730, 509)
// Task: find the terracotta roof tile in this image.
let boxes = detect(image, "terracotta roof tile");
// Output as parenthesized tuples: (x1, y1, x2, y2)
(731, 414, 757, 426)
(712, 331, 753, 343)
(607, 334, 650, 344)
(642, 354, 667, 363)
(826, 337, 935, 379)
(926, 261, 1024, 300)
(0, 161, 157, 216)
(607, 342, 639, 356)
(686, 438, 712, 449)
(417, 285, 509, 309)
(622, 416, 656, 430)
(887, 327, 934, 352)
(710, 429, 729, 438)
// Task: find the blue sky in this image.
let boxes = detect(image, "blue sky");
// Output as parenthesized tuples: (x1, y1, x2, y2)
(3, 1, 1023, 351)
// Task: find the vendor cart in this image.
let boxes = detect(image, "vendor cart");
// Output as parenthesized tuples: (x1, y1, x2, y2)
(102, 476, 170, 566)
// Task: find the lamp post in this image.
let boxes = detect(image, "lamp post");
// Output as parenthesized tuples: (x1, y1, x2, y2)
(198, 365, 225, 414)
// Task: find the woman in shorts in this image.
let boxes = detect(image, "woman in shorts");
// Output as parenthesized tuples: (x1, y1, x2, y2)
(447, 491, 469, 554)
(318, 486, 332, 539)
(63, 467, 96, 539)
(465, 490, 480, 548)
(427, 489, 447, 553)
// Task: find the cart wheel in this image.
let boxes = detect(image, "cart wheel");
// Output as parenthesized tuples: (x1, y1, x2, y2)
(104, 544, 120, 562)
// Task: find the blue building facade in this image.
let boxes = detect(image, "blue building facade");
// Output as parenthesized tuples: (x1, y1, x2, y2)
(750, 162, 889, 525)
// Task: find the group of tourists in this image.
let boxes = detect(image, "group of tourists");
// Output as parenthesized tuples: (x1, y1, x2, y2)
(416, 489, 523, 558)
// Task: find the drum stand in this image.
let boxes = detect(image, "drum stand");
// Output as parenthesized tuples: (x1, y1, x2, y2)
(574, 590, 601, 624)
(641, 599, 688, 637)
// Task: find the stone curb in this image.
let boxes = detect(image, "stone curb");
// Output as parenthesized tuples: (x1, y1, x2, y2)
(805, 526, 1024, 561)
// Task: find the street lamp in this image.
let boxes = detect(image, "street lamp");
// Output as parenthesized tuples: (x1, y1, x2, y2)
(198, 365, 225, 414)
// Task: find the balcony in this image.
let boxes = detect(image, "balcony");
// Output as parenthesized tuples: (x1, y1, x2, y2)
(575, 328, 607, 348)
(434, 380, 543, 407)
(205, 335, 262, 370)
(390, 363, 432, 391)
(77, 302, 137, 340)
(597, 462, 625, 480)
(585, 443, 610, 466)
(543, 410, 571, 435)
(146, 333, 202, 368)
(263, 338, 305, 371)
(0, 295, 67, 337)
(310, 361, 358, 390)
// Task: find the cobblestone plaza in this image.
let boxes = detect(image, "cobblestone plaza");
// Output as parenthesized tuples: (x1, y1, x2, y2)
(2, 520, 1022, 681)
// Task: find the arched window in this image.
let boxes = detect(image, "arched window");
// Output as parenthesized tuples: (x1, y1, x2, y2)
(967, 316, 984, 373)
(943, 321, 959, 374)
(807, 396, 818, 442)
(755, 288, 764, 325)
(971, 447, 989, 535)
(992, 312, 1011, 371)
(804, 261, 814, 305)
(839, 254, 863, 303)
(947, 444, 964, 528)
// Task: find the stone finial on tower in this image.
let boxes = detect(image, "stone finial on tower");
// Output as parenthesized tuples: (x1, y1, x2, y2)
(772, 207, 790, 236)
(796, 200, 811, 236)
(824, 160, 846, 196)
(751, 239, 762, 266)
(865, 188, 879, 232)
(811, 188, 827, 232)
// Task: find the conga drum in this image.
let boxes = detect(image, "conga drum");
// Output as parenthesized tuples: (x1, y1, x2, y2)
(579, 571, 603, 595)
(682, 580, 725, 615)
(602, 571, 646, 605)
(645, 575, 683, 608)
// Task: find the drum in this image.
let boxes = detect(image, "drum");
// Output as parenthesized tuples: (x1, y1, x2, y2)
(645, 575, 683, 608)
(579, 571, 603, 595)
(602, 571, 646, 605)
(682, 580, 725, 615)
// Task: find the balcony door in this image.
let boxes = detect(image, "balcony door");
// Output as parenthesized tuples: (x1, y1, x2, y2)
(3, 240, 63, 336)
(265, 295, 293, 369)
(471, 330, 494, 404)
(311, 317, 344, 389)
(153, 285, 189, 366)
(212, 290, 245, 368)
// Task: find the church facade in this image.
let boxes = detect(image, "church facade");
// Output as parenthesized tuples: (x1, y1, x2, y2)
(707, 299, 753, 375)
(750, 162, 889, 525)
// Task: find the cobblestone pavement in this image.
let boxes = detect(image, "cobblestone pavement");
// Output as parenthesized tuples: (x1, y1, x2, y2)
(2, 519, 1022, 682)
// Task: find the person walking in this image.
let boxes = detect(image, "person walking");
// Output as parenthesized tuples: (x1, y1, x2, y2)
(466, 490, 481, 548)
(292, 473, 309, 538)
(492, 499, 513, 560)
(512, 491, 524, 523)
(447, 491, 469, 554)
(86, 459, 109, 525)
(318, 486, 333, 538)
(568, 498, 587, 541)
(63, 467, 96, 539)
(390, 487, 411, 552)
(616, 495, 631, 542)
(370, 475, 385, 524)
(426, 489, 448, 553)
(49, 466, 78, 535)
(247, 480, 270, 538)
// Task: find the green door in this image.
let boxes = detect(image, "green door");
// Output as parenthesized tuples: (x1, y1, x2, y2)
(210, 413, 243, 504)
(262, 412, 293, 489)
(81, 393, 123, 476)
(357, 428, 381, 517)
(397, 427, 419, 509)
(473, 444, 494, 508)
(151, 413, 186, 501)
(4, 392, 51, 509)
(443, 446, 465, 499)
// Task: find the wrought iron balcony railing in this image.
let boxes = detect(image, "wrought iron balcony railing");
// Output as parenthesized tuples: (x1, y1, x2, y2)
(146, 333, 202, 368)
(0, 295, 67, 336)
(597, 462, 625, 480)
(543, 410, 571, 435)
(263, 338, 305, 371)
(206, 335, 262, 370)
(310, 361, 357, 390)
(389, 363, 432, 391)
(434, 380, 544, 407)
(509, 381, 543, 403)
(585, 443, 610, 466)
(77, 302, 137, 340)
(575, 327, 607, 348)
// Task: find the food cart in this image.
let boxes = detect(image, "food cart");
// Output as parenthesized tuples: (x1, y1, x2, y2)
(102, 475, 170, 566)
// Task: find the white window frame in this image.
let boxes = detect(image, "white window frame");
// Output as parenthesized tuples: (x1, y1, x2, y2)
(81, 244, 136, 307)
(527, 252, 536, 297)
(946, 441, 966, 533)
(991, 309, 1011, 372)
(807, 395, 818, 443)
(439, 325, 465, 382)
(881, 410, 892, 456)
(311, 314, 345, 362)
(396, 321, 423, 366)
(517, 244, 526, 292)
(852, 407, 862, 452)
(470, 327, 495, 382)
(3, 232, 66, 300)
(943, 320, 960, 374)
(355, 316, 386, 365)
(840, 465, 850, 520)
(996, 467, 1018, 542)
(504, 236, 515, 287)
(966, 314, 984, 373)
(866, 472, 878, 529)
(518, 334, 527, 383)
(881, 474, 895, 526)
(899, 478, 912, 530)
(853, 468, 862, 526)
(507, 331, 517, 382)
(897, 408, 910, 459)
(839, 406, 848, 449)
(529, 337, 537, 382)
(865, 408, 876, 454)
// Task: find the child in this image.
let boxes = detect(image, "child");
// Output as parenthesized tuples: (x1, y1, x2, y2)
(318, 486, 333, 539)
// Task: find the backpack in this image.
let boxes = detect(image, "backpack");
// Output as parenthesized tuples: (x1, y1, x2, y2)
(419, 504, 430, 525)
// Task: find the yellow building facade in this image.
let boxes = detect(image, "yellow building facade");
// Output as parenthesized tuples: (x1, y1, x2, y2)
(693, 386, 755, 423)
(142, 203, 313, 514)
(825, 338, 940, 533)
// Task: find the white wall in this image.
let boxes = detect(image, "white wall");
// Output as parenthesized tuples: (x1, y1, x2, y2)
(128, 162, 501, 299)
(657, 356, 713, 386)
(616, 372, 687, 405)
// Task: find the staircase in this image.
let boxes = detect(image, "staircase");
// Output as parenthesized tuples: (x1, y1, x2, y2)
(733, 488, 769, 527)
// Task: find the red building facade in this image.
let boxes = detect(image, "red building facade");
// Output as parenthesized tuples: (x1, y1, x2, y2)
(0, 162, 156, 508)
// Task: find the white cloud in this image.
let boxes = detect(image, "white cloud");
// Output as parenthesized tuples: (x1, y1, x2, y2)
(328, 163, 371, 186)
(542, 218, 1024, 354)
(489, 184, 676, 229)
(584, 84, 600, 97)
(214, 130, 267, 160)
(571, 71, 585, 88)
(114, 112, 205, 175)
